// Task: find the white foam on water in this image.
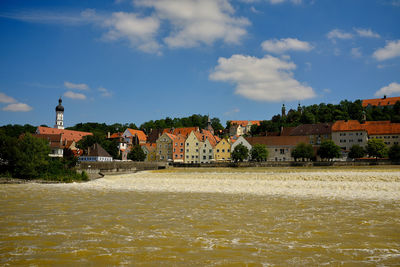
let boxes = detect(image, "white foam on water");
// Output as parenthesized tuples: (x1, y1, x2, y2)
(42, 170, 400, 201)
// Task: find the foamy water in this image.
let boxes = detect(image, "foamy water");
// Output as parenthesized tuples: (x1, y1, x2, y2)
(54, 170, 400, 200)
(1, 169, 399, 265)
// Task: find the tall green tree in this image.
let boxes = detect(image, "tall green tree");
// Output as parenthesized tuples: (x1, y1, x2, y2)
(366, 139, 387, 159)
(128, 145, 146, 161)
(14, 133, 50, 179)
(231, 144, 249, 162)
(250, 144, 268, 162)
(318, 140, 341, 161)
(348, 144, 366, 159)
(388, 144, 400, 161)
(292, 143, 314, 161)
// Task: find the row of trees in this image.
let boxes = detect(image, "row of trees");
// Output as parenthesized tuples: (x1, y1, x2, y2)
(139, 114, 224, 134)
(231, 144, 269, 162)
(0, 133, 88, 181)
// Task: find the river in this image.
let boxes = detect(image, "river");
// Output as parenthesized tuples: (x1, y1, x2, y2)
(1, 169, 400, 265)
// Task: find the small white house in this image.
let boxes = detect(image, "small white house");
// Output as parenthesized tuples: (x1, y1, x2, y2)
(79, 143, 113, 162)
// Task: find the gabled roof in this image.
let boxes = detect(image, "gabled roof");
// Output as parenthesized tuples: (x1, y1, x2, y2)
(172, 127, 199, 137)
(164, 133, 176, 140)
(37, 126, 92, 142)
(147, 129, 165, 143)
(290, 123, 333, 136)
(362, 96, 400, 107)
(126, 128, 147, 142)
(141, 143, 156, 152)
(363, 121, 400, 135)
(331, 120, 365, 132)
(86, 143, 111, 158)
(32, 133, 63, 149)
(246, 136, 309, 146)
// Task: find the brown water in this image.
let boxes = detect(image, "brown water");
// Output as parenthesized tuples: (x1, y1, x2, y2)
(1, 170, 400, 265)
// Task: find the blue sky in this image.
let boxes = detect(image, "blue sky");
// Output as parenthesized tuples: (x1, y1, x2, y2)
(0, 0, 399, 128)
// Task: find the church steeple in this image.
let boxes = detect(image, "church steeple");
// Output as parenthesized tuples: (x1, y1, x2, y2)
(55, 97, 64, 129)
(281, 104, 286, 117)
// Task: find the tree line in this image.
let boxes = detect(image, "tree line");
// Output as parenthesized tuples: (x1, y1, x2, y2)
(0, 132, 88, 182)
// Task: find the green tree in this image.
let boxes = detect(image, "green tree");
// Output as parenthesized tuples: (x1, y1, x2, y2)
(231, 144, 249, 162)
(291, 142, 314, 161)
(366, 139, 387, 159)
(250, 144, 268, 162)
(0, 132, 19, 174)
(14, 133, 50, 179)
(348, 144, 366, 159)
(318, 140, 341, 161)
(128, 145, 146, 161)
(388, 144, 400, 161)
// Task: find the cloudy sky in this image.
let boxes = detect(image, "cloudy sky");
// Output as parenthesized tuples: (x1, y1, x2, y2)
(0, 0, 399, 127)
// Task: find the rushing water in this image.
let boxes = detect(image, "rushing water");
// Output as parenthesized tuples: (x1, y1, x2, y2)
(1, 170, 400, 265)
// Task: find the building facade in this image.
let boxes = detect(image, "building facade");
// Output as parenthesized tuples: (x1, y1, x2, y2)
(214, 138, 231, 161)
(156, 133, 175, 162)
(231, 136, 252, 161)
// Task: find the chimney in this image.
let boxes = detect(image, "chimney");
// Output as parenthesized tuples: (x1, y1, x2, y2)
(383, 95, 387, 99)
(280, 126, 283, 135)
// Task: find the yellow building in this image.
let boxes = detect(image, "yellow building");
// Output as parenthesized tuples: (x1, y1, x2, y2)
(214, 138, 231, 161)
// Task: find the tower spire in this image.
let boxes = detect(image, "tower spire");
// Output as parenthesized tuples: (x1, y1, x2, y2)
(55, 97, 64, 129)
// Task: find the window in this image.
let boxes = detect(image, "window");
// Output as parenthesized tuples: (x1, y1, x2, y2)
(180, 149, 183, 152)
(280, 149, 285, 154)
(196, 149, 199, 152)
(228, 149, 230, 152)
(173, 148, 176, 152)
(175, 143, 177, 146)
(192, 155, 194, 159)
(196, 143, 198, 146)
(275, 149, 278, 152)
(203, 156, 206, 160)
(187, 143, 189, 146)
(203, 149, 206, 153)
(209, 149, 212, 153)
(186, 155, 189, 159)
(222, 149, 225, 153)
(217, 149, 220, 153)
(209, 156, 212, 159)
(358, 139, 363, 142)
(186, 149, 189, 152)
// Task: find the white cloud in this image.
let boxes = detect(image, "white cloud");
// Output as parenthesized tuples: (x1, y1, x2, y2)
(98, 87, 112, 97)
(64, 91, 86, 100)
(354, 28, 380, 38)
(267, 0, 302, 4)
(135, 0, 250, 48)
(209, 54, 316, 102)
(104, 12, 161, 53)
(373, 40, 400, 61)
(374, 82, 400, 97)
(327, 29, 353, 40)
(64, 81, 89, 90)
(2, 103, 32, 112)
(224, 108, 240, 116)
(351, 47, 362, 58)
(0, 8, 101, 25)
(0, 92, 17, 103)
(323, 88, 331, 94)
(261, 38, 313, 54)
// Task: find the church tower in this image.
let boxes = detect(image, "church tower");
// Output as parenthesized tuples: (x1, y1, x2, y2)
(55, 98, 64, 129)
(281, 104, 286, 117)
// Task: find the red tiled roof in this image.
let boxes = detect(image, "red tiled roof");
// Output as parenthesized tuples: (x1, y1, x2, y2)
(164, 133, 176, 140)
(36, 126, 92, 142)
(172, 127, 199, 137)
(109, 132, 123, 139)
(246, 136, 309, 146)
(331, 120, 364, 132)
(363, 121, 400, 135)
(127, 128, 147, 142)
(231, 120, 262, 127)
(362, 96, 400, 107)
(280, 127, 297, 136)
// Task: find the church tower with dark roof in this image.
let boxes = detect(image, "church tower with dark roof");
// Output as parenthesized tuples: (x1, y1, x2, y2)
(55, 97, 64, 129)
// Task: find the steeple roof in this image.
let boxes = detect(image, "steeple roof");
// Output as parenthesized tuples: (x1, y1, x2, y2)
(55, 97, 64, 112)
